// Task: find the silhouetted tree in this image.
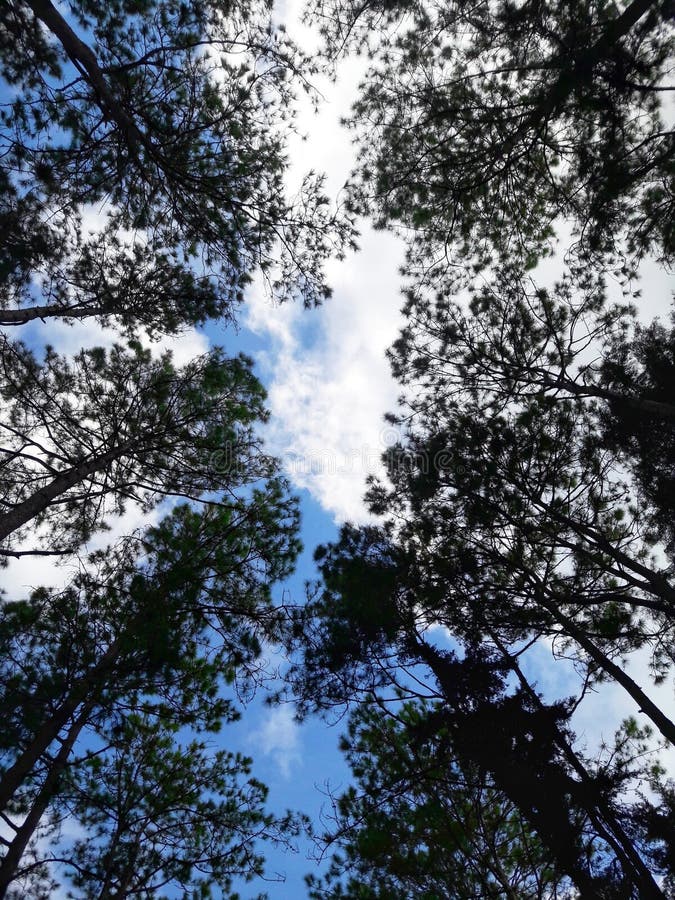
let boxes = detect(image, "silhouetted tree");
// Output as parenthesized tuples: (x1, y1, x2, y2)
(307, 699, 571, 899)
(290, 523, 671, 897)
(0, 339, 278, 556)
(309, 0, 673, 282)
(56, 716, 302, 899)
(0, 227, 229, 334)
(0, 489, 300, 896)
(1, 0, 355, 318)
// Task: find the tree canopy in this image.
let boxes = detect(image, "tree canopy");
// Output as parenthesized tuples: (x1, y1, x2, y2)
(0, 490, 301, 897)
(1, 0, 673, 894)
(1, 0, 355, 320)
(0, 4, 321, 891)
(309, 0, 673, 278)
(0, 339, 280, 557)
(306, 699, 571, 899)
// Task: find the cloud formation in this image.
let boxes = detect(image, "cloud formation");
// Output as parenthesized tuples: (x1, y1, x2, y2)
(250, 705, 302, 779)
(246, 225, 404, 523)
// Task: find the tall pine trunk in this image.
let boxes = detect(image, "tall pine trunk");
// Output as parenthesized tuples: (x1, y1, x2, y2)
(0, 641, 120, 812)
(491, 632, 666, 900)
(0, 445, 133, 543)
(537, 591, 675, 747)
(0, 701, 93, 898)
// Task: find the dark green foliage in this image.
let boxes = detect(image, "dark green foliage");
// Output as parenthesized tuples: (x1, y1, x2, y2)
(0, 489, 301, 896)
(0, 338, 285, 555)
(288, 253, 675, 895)
(292, 515, 673, 896)
(61, 715, 302, 899)
(0, 226, 230, 334)
(388, 261, 675, 566)
(292, 0, 675, 896)
(309, 0, 674, 282)
(0, 0, 355, 316)
(0, 2, 323, 894)
(307, 700, 570, 899)
(0, 178, 64, 306)
(600, 317, 675, 554)
(1, 0, 672, 895)
(631, 779, 675, 897)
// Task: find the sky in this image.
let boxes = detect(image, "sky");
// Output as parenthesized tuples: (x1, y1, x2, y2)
(2, 1, 675, 897)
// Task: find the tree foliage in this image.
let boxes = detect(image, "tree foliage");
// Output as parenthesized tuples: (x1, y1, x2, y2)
(59, 715, 301, 900)
(0, 1, 329, 894)
(0, 338, 280, 556)
(290, 290, 675, 890)
(291, 515, 674, 897)
(307, 700, 571, 899)
(2, 0, 674, 894)
(0, 490, 301, 897)
(285, 1, 675, 895)
(599, 316, 675, 553)
(0, 227, 231, 334)
(309, 0, 674, 279)
(0, 0, 352, 330)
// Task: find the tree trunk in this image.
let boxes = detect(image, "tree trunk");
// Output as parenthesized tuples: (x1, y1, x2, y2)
(535, 498, 675, 610)
(24, 0, 147, 154)
(97, 836, 140, 900)
(537, 591, 675, 746)
(0, 444, 132, 543)
(0, 641, 120, 812)
(540, 372, 675, 422)
(587, 0, 661, 59)
(411, 638, 602, 899)
(0, 701, 93, 898)
(537, 0, 659, 121)
(0, 305, 104, 326)
(491, 632, 665, 900)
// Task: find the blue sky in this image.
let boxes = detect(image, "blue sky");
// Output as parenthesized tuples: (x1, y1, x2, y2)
(212, 489, 354, 897)
(195, 203, 409, 896)
(1, 216, 407, 899)
(10, 230, 674, 895)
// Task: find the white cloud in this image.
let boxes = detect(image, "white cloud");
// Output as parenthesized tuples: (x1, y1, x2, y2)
(239, 3, 407, 523)
(18, 316, 209, 366)
(242, 45, 405, 521)
(250, 704, 302, 779)
(1, 547, 77, 600)
(17, 316, 119, 357)
(246, 226, 404, 523)
(147, 326, 210, 366)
